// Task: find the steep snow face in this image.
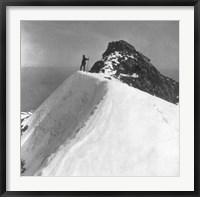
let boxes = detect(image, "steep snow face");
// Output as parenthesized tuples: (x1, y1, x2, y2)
(21, 71, 108, 175)
(21, 71, 179, 176)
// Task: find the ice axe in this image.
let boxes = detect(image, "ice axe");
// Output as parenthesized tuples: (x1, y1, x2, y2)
(86, 56, 90, 72)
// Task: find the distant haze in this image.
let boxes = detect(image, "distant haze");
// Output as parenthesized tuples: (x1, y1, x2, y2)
(21, 21, 179, 81)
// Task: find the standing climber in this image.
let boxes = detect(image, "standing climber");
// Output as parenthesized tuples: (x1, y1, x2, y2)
(80, 55, 89, 71)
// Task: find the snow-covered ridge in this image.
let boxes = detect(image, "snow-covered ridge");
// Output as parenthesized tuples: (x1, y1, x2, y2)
(21, 111, 32, 120)
(21, 71, 179, 176)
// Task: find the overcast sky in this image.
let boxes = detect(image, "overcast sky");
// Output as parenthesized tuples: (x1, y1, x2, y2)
(21, 21, 179, 73)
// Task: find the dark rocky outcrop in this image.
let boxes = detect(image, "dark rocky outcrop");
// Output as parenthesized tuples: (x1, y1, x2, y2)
(21, 111, 32, 135)
(90, 40, 179, 104)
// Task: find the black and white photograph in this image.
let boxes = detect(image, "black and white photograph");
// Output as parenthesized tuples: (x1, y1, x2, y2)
(20, 21, 179, 177)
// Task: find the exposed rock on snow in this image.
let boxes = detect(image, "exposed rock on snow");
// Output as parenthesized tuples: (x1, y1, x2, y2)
(21, 111, 33, 135)
(21, 71, 179, 176)
(90, 40, 179, 104)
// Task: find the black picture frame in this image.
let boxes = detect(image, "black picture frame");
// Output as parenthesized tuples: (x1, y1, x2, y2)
(0, 0, 199, 196)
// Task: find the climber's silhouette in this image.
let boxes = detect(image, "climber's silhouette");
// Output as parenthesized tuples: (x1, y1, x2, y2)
(80, 55, 89, 71)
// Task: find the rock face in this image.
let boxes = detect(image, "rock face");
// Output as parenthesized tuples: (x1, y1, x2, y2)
(90, 40, 179, 104)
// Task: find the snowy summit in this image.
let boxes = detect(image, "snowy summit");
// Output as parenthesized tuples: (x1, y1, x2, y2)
(90, 40, 179, 104)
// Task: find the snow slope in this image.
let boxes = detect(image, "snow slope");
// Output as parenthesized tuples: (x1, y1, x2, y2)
(21, 71, 179, 176)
